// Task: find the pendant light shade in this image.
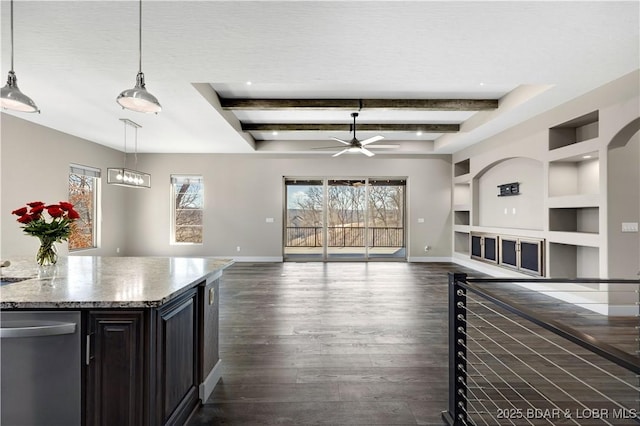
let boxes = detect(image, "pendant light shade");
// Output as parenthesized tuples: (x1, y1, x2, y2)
(116, 0, 161, 114)
(1, 0, 40, 113)
(116, 72, 161, 113)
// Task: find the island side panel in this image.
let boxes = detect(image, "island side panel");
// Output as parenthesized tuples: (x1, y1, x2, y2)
(199, 274, 221, 399)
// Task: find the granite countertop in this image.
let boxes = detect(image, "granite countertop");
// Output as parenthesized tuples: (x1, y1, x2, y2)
(0, 256, 234, 309)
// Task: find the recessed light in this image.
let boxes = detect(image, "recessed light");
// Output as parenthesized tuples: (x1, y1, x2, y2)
(582, 155, 592, 159)
(272, 131, 278, 136)
(416, 131, 423, 136)
(246, 81, 252, 86)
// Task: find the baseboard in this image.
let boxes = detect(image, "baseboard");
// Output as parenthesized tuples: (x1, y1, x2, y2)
(226, 256, 283, 262)
(607, 305, 639, 316)
(408, 256, 453, 262)
(199, 359, 222, 402)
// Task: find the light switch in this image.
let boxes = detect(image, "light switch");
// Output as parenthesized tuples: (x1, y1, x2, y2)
(417, 218, 425, 223)
(621, 222, 639, 232)
(266, 217, 274, 223)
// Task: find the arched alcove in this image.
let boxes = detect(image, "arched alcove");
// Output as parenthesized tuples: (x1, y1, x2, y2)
(472, 157, 544, 230)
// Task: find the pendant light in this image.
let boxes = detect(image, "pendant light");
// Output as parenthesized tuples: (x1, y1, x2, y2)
(116, 0, 161, 113)
(1, 0, 40, 113)
(107, 119, 151, 188)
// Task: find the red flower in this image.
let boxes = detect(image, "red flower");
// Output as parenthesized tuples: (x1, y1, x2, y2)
(59, 202, 74, 211)
(12, 207, 28, 216)
(30, 205, 45, 214)
(67, 209, 81, 220)
(27, 201, 45, 208)
(17, 214, 34, 224)
(47, 205, 64, 218)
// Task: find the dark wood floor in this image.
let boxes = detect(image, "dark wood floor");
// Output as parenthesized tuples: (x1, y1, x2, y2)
(187, 262, 638, 426)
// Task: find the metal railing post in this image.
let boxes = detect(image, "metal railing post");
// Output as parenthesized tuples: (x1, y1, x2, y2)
(443, 272, 468, 426)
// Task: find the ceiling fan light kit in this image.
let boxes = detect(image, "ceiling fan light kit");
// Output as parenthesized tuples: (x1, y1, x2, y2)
(1, 0, 40, 113)
(325, 112, 394, 157)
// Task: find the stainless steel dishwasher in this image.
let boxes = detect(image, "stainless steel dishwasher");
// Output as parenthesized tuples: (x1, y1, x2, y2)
(1, 311, 81, 425)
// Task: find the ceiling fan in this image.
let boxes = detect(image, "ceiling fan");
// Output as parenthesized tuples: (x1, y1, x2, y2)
(320, 112, 398, 157)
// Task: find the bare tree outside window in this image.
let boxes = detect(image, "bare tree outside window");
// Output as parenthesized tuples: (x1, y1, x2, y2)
(68, 166, 99, 250)
(172, 175, 203, 244)
(285, 179, 405, 248)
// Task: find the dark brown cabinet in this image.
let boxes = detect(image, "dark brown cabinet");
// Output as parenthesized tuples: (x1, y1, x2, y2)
(85, 284, 212, 426)
(155, 288, 200, 425)
(86, 310, 145, 426)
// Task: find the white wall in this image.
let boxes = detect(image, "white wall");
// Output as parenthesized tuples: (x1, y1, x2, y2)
(122, 153, 453, 260)
(1, 114, 127, 258)
(476, 157, 544, 230)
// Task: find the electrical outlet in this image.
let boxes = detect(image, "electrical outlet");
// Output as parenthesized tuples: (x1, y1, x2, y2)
(236, 246, 241, 252)
(424, 245, 430, 252)
(622, 222, 639, 233)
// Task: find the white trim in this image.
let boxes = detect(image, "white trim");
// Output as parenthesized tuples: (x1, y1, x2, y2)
(199, 359, 222, 402)
(228, 256, 284, 262)
(408, 256, 452, 262)
(607, 305, 639, 316)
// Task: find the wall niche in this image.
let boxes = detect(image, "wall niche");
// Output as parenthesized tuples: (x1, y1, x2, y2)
(475, 157, 544, 230)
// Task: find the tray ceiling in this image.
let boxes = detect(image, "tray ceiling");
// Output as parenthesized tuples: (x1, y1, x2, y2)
(0, 1, 637, 155)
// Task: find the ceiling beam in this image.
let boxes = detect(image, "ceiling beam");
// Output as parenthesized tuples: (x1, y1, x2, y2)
(221, 98, 498, 111)
(241, 123, 460, 132)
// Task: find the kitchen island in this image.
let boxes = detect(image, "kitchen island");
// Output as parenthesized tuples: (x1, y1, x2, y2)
(0, 256, 234, 426)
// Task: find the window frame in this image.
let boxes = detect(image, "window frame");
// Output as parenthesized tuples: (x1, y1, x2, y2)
(68, 163, 101, 251)
(170, 174, 204, 245)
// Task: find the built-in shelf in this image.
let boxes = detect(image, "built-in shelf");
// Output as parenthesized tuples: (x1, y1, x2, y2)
(547, 231, 600, 247)
(548, 154, 599, 197)
(549, 207, 599, 234)
(549, 110, 599, 150)
(547, 194, 600, 208)
(454, 159, 470, 177)
(454, 211, 470, 226)
(454, 231, 470, 255)
(548, 242, 599, 278)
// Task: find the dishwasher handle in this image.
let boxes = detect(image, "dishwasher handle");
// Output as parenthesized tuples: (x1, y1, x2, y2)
(0, 321, 76, 338)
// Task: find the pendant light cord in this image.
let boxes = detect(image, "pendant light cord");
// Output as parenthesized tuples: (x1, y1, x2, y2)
(9, 0, 14, 72)
(123, 120, 128, 168)
(138, 0, 143, 73)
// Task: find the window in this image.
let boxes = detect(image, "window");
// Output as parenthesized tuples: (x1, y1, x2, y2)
(68, 164, 100, 250)
(171, 175, 204, 244)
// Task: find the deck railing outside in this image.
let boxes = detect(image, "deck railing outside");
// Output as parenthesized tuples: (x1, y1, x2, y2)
(444, 273, 640, 425)
(285, 226, 404, 248)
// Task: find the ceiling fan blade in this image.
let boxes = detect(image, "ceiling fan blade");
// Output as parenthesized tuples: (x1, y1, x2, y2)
(366, 144, 399, 149)
(330, 137, 351, 146)
(332, 148, 349, 157)
(312, 145, 353, 150)
(360, 147, 375, 157)
(360, 135, 385, 146)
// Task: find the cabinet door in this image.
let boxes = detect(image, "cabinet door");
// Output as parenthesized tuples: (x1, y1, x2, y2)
(155, 289, 200, 425)
(86, 311, 145, 426)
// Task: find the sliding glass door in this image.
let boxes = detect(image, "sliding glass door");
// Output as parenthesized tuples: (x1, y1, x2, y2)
(367, 179, 406, 259)
(284, 179, 325, 260)
(284, 178, 406, 261)
(326, 179, 368, 260)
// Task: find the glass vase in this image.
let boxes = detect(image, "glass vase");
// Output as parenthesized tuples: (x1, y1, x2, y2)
(36, 238, 58, 266)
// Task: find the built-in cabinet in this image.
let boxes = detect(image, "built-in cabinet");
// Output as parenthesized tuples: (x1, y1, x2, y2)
(453, 110, 602, 278)
(85, 277, 220, 426)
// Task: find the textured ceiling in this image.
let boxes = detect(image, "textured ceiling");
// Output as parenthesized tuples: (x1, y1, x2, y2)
(0, 1, 638, 155)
